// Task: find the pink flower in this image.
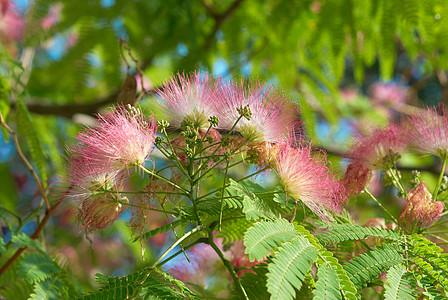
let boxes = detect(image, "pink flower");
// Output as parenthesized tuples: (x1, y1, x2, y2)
(341, 163, 372, 197)
(398, 182, 444, 230)
(403, 105, 448, 159)
(70, 105, 157, 175)
(346, 123, 408, 170)
(62, 157, 128, 231)
(155, 72, 223, 129)
(42, 3, 62, 30)
(273, 143, 346, 220)
(370, 82, 408, 107)
(0, 0, 25, 45)
(219, 81, 301, 143)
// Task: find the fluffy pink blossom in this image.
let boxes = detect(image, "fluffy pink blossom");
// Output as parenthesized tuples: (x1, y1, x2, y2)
(346, 123, 408, 170)
(62, 157, 127, 231)
(274, 143, 346, 220)
(219, 81, 300, 143)
(0, 0, 25, 45)
(70, 105, 157, 175)
(370, 82, 408, 107)
(42, 3, 62, 30)
(398, 182, 444, 230)
(403, 105, 448, 159)
(155, 72, 223, 129)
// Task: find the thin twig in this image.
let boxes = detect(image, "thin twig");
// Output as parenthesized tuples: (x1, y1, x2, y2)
(0, 111, 50, 212)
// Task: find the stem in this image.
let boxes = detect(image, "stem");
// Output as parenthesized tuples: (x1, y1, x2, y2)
(0, 199, 63, 276)
(151, 225, 204, 268)
(117, 200, 177, 215)
(195, 166, 270, 202)
(139, 165, 189, 194)
(290, 199, 298, 223)
(161, 127, 189, 177)
(157, 237, 208, 267)
(208, 234, 248, 299)
(219, 160, 230, 230)
(388, 166, 407, 198)
(0, 111, 50, 213)
(426, 233, 448, 244)
(433, 158, 447, 201)
(364, 189, 399, 224)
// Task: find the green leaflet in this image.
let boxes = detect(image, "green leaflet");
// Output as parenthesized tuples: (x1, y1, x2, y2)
(243, 219, 297, 261)
(384, 265, 416, 300)
(81, 268, 199, 300)
(344, 245, 404, 291)
(316, 223, 401, 245)
(313, 262, 342, 300)
(17, 253, 59, 284)
(266, 236, 319, 300)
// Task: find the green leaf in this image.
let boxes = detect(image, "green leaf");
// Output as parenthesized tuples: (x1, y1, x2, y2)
(384, 264, 416, 300)
(344, 245, 404, 291)
(18, 253, 59, 284)
(11, 233, 46, 253)
(316, 223, 402, 245)
(244, 219, 297, 261)
(0, 73, 10, 120)
(82, 268, 199, 300)
(15, 97, 48, 189)
(216, 217, 255, 244)
(228, 179, 283, 220)
(313, 262, 342, 300)
(132, 220, 183, 243)
(266, 236, 319, 300)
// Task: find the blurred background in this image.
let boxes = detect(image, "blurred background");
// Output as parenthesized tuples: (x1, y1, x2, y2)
(1, 0, 448, 297)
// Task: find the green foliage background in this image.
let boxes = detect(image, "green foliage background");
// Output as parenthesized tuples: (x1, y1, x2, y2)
(1, 0, 448, 299)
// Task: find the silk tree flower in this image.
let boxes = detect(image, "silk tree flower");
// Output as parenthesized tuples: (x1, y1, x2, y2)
(219, 81, 301, 143)
(341, 163, 372, 197)
(403, 106, 448, 159)
(273, 143, 346, 220)
(370, 82, 408, 107)
(155, 72, 223, 129)
(62, 157, 128, 231)
(70, 105, 157, 175)
(0, 0, 24, 46)
(398, 182, 444, 230)
(346, 123, 408, 170)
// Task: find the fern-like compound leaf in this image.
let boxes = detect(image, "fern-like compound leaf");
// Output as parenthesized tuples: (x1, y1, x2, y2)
(266, 236, 319, 300)
(313, 262, 342, 300)
(317, 224, 401, 245)
(344, 245, 404, 291)
(384, 264, 416, 300)
(244, 219, 297, 261)
(17, 253, 59, 284)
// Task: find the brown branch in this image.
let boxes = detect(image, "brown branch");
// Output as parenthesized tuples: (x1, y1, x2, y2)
(10, 87, 155, 118)
(0, 199, 63, 277)
(0, 111, 63, 276)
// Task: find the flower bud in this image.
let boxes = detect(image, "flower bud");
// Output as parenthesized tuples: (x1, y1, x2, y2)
(399, 182, 445, 230)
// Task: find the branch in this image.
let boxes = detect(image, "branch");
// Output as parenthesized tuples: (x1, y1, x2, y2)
(10, 87, 155, 118)
(0, 111, 50, 212)
(0, 111, 63, 276)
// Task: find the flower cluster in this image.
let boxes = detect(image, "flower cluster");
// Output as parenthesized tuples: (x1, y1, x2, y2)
(63, 105, 157, 231)
(156, 72, 300, 143)
(343, 105, 448, 228)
